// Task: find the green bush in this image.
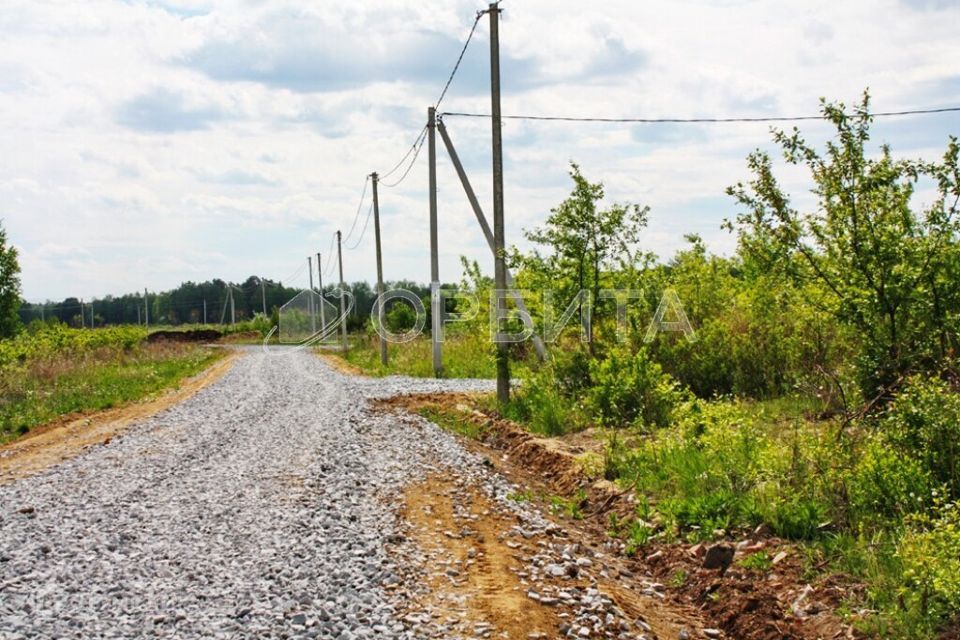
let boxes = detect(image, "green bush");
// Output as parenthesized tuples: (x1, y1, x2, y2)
(506, 365, 579, 436)
(849, 433, 933, 523)
(586, 346, 687, 429)
(897, 502, 960, 634)
(882, 376, 960, 499)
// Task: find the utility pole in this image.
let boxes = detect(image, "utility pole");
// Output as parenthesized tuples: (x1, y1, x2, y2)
(337, 230, 348, 350)
(428, 106, 442, 377)
(371, 172, 388, 365)
(437, 119, 547, 361)
(260, 278, 267, 316)
(90, 300, 95, 327)
(80, 299, 85, 328)
(317, 252, 326, 333)
(230, 287, 236, 326)
(203, 299, 207, 325)
(144, 289, 149, 327)
(307, 257, 317, 333)
(489, 2, 509, 403)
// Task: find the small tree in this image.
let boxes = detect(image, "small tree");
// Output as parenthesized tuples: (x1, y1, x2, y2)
(0, 222, 22, 338)
(515, 163, 649, 347)
(727, 92, 960, 397)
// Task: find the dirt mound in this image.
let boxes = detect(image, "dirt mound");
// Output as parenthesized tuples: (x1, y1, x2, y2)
(375, 392, 859, 640)
(147, 329, 222, 343)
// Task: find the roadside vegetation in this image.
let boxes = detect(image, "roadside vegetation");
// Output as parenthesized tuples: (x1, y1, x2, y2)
(347, 93, 960, 638)
(0, 321, 224, 443)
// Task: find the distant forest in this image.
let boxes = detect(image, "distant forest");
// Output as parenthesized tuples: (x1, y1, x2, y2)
(19, 277, 434, 328)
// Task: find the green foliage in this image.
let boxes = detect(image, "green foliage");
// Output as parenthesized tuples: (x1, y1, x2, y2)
(416, 406, 488, 441)
(339, 332, 504, 380)
(882, 376, 960, 497)
(727, 91, 960, 396)
(548, 489, 586, 520)
(586, 345, 687, 429)
(849, 432, 933, 523)
(0, 324, 218, 441)
(512, 163, 650, 342)
(504, 363, 581, 436)
(897, 503, 960, 635)
(0, 222, 22, 338)
(738, 551, 773, 572)
(0, 323, 147, 372)
(384, 299, 417, 333)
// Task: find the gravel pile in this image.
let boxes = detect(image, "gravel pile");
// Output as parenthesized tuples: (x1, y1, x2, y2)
(0, 347, 496, 639)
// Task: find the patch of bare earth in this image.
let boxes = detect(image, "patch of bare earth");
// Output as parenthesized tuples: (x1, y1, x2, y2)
(0, 349, 238, 484)
(317, 353, 366, 376)
(376, 393, 859, 640)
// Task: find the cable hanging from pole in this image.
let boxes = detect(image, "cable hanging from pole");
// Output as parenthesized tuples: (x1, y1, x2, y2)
(323, 232, 338, 277)
(345, 200, 375, 251)
(342, 175, 371, 244)
(379, 125, 428, 181)
(434, 11, 483, 111)
(375, 3, 485, 185)
(439, 105, 960, 125)
(380, 126, 429, 189)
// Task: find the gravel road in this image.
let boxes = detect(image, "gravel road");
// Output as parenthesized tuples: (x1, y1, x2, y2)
(0, 347, 501, 639)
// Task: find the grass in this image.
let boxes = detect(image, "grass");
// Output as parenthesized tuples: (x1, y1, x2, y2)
(336, 331, 533, 379)
(499, 388, 958, 638)
(0, 340, 224, 443)
(416, 406, 489, 440)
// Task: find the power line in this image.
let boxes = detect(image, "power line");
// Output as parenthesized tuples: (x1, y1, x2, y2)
(379, 125, 428, 180)
(323, 233, 338, 277)
(434, 11, 483, 110)
(342, 175, 371, 244)
(439, 105, 960, 124)
(380, 127, 429, 189)
(345, 200, 375, 251)
(281, 261, 308, 284)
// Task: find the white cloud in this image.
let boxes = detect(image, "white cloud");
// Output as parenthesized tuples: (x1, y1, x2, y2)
(0, 0, 958, 301)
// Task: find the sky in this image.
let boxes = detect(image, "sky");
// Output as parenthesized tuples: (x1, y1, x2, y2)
(1, 0, 958, 302)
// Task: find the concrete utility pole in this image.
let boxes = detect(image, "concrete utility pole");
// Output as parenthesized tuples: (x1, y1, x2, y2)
(428, 106, 442, 377)
(316, 252, 326, 333)
(260, 278, 267, 316)
(371, 172, 388, 366)
(80, 299, 85, 328)
(230, 287, 236, 326)
(337, 230, 348, 350)
(437, 120, 547, 362)
(489, 2, 509, 403)
(308, 257, 317, 333)
(203, 299, 207, 325)
(144, 289, 149, 327)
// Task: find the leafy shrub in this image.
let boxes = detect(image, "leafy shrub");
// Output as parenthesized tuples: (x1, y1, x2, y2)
(849, 433, 933, 523)
(897, 502, 960, 633)
(506, 365, 579, 436)
(586, 346, 687, 429)
(882, 376, 960, 499)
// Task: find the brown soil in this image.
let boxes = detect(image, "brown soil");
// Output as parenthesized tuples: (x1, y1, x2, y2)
(376, 392, 860, 640)
(397, 474, 563, 638)
(318, 353, 366, 376)
(395, 473, 696, 639)
(0, 350, 238, 484)
(146, 329, 222, 343)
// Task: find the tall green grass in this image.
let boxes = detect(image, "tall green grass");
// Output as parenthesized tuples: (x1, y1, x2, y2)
(0, 324, 223, 442)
